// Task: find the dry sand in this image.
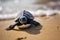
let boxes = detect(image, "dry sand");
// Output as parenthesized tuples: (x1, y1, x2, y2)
(0, 14, 60, 40)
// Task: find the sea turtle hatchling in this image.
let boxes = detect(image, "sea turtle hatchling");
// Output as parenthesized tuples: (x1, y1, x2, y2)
(6, 10, 37, 30)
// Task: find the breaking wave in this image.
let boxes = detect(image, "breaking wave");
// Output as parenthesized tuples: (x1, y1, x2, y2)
(0, 0, 60, 20)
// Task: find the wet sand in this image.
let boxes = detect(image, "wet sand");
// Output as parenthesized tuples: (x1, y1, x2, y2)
(0, 14, 60, 40)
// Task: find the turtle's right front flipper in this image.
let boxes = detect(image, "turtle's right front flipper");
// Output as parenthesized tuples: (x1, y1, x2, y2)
(6, 22, 19, 30)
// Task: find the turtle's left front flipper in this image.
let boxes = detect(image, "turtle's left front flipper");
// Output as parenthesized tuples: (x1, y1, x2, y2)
(29, 20, 40, 26)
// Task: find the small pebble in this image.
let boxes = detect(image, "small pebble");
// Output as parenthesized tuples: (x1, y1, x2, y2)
(17, 37, 27, 40)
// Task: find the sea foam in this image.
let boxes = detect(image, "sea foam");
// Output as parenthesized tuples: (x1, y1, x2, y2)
(28, 9, 60, 16)
(0, 9, 60, 20)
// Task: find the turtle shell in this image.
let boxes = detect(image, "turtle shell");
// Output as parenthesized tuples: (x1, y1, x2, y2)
(15, 10, 34, 22)
(23, 10, 34, 20)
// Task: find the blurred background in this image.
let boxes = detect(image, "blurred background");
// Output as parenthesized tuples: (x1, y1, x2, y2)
(0, 0, 60, 20)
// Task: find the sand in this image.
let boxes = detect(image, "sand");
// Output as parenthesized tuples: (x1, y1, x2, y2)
(0, 14, 60, 40)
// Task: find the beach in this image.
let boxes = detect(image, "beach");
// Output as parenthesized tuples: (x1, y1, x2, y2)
(0, 14, 60, 40)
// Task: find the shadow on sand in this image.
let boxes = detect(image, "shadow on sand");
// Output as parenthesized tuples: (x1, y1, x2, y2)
(13, 21, 42, 35)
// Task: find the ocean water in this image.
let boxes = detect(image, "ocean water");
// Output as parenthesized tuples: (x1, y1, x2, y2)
(0, 0, 60, 20)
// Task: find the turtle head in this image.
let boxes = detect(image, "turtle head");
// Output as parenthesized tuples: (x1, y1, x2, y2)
(19, 16, 27, 24)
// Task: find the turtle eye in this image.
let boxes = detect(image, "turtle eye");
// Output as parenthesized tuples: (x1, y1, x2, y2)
(22, 18, 26, 21)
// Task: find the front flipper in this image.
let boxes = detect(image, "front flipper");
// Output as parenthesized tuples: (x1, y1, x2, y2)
(6, 25, 15, 30)
(6, 22, 19, 30)
(29, 20, 40, 26)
